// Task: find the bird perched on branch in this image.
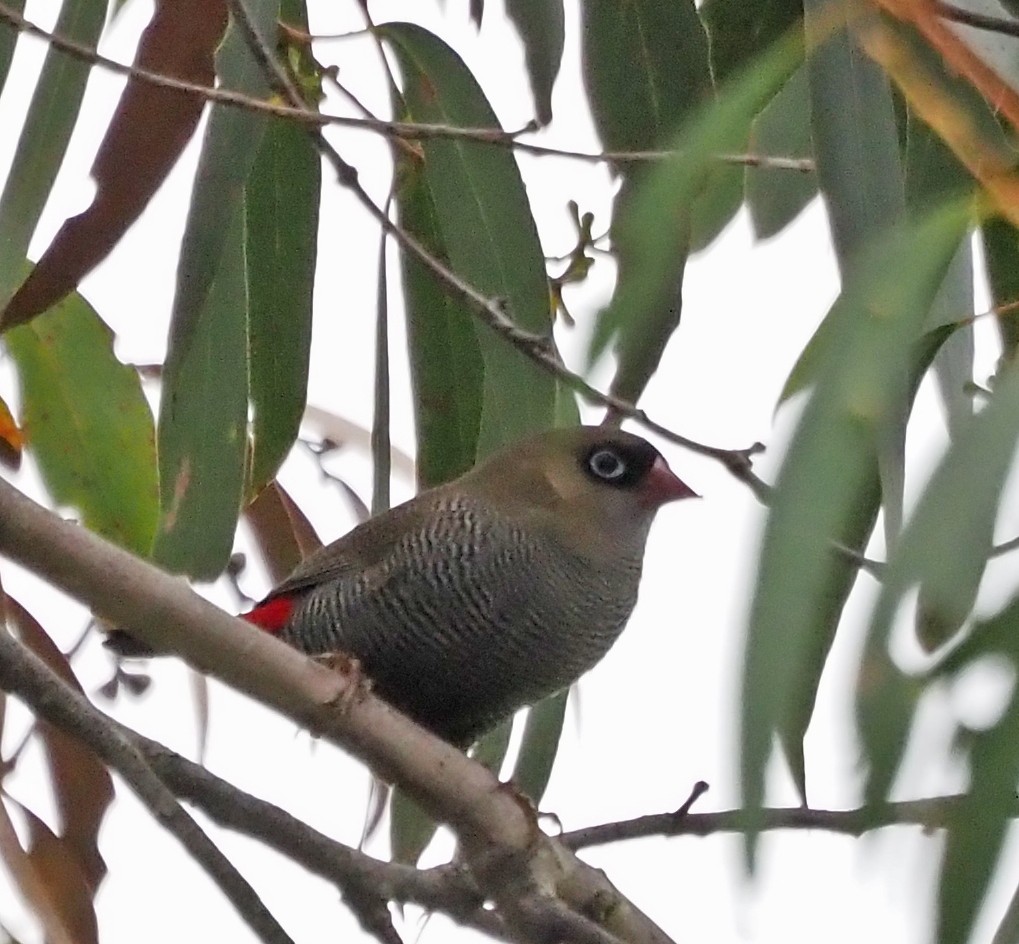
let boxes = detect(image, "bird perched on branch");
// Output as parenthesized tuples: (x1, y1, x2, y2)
(109, 426, 695, 746)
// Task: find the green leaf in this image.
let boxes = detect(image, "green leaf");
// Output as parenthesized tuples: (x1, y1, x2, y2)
(582, 0, 714, 399)
(582, 0, 713, 155)
(741, 199, 973, 864)
(904, 101, 976, 435)
(982, 217, 1019, 360)
(804, 7, 911, 540)
(472, 718, 513, 773)
(383, 22, 556, 455)
(607, 178, 688, 406)
(5, 292, 157, 555)
(505, 0, 564, 125)
(0, 0, 25, 98)
(939, 686, 1019, 944)
(393, 124, 483, 490)
(0, 0, 106, 302)
(152, 207, 249, 578)
(245, 112, 319, 495)
(153, 1, 279, 577)
(777, 319, 968, 798)
(511, 690, 568, 804)
(746, 65, 816, 238)
(389, 788, 438, 865)
(858, 359, 1019, 803)
(372, 207, 391, 517)
(804, 1, 905, 271)
(165, 2, 274, 363)
(700, 0, 803, 83)
(589, 33, 802, 368)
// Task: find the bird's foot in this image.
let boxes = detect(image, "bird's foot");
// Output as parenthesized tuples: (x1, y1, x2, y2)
(314, 651, 373, 714)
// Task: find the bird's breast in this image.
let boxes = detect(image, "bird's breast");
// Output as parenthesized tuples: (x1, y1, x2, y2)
(280, 498, 644, 744)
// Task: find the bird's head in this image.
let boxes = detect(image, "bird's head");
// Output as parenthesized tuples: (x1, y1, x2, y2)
(465, 426, 696, 557)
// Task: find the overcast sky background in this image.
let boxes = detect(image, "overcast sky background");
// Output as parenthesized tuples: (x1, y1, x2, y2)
(0, 1, 1014, 942)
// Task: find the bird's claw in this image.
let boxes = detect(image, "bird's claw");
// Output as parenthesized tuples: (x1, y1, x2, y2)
(314, 651, 372, 713)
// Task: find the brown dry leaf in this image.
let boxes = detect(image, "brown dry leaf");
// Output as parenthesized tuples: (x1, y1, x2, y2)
(0, 0, 229, 332)
(245, 481, 323, 584)
(0, 798, 90, 944)
(6, 599, 114, 894)
(0, 393, 22, 470)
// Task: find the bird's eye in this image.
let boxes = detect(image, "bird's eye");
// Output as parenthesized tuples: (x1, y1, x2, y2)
(588, 448, 627, 481)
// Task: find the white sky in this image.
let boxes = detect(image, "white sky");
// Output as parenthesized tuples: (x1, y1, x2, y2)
(0, 1, 1016, 943)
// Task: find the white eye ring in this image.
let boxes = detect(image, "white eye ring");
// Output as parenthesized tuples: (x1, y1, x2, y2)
(588, 448, 627, 481)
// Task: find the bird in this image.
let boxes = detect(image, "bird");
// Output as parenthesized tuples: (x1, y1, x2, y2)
(108, 426, 695, 746)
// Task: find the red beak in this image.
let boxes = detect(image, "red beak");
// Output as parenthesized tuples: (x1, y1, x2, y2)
(643, 456, 698, 507)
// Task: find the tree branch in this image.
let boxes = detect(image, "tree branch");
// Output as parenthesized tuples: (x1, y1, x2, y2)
(561, 793, 976, 850)
(0, 624, 294, 944)
(934, 1, 1019, 38)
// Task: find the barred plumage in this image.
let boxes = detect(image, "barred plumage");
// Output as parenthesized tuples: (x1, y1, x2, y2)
(278, 495, 647, 744)
(262, 427, 694, 746)
(105, 426, 695, 745)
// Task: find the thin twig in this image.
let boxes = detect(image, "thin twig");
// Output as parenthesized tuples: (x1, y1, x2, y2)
(934, 0, 1019, 38)
(0, 1, 812, 174)
(560, 793, 973, 850)
(0, 627, 294, 944)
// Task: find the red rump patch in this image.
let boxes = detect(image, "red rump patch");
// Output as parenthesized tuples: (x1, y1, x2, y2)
(242, 595, 296, 633)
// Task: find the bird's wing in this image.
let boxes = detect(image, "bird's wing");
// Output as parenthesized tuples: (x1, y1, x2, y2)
(257, 492, 447, 601)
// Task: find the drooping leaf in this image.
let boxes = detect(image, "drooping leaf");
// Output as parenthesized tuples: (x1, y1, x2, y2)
(982, 217, 1019, 360)
(5, 599, 114, 896)
(700, 0, 803, 82)
(940, 663, 1019, 944)
(582, 0, 713, 155)
(511, 689, 568, 804)
(0, 0, 25, 97)
(582, 0, 714, 403)
(372, 200, 392, 517)
(1, 0, 228, 330)
(245, 107, 319, 494)
(858, 359, 1019, 805)
(805, 2, 912, 539)
(898, 24, 998, 434)
(472, 718, 513, 774)
(805, 1, 905, 271)
(244, 482, 322, 585)
(389, 788, 438, 866)
(746, 65, 817, 238)
(0, 0, 105, 308)
(153, 205, 249, 578)
(589, 33, 801, 369)
(505, 0, 564, 125)
(742, 200, 973, 864)
(153, 1, 279, 578)
(383, 22, 556, 456)
(0, 798, 98, 944)
(5, 291, 158, 555)
(391, 106, 483, 490)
